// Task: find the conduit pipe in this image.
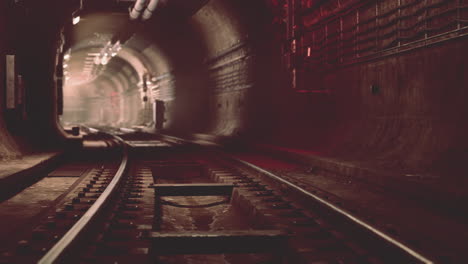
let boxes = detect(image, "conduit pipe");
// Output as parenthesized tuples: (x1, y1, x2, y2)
(129, 0, 148, 20)
(142, 0, 159, 20)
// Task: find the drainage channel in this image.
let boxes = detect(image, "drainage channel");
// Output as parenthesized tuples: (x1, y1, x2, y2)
(148, 160, 287, 263)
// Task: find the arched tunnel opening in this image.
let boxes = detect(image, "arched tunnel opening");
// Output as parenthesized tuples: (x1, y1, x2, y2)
(60, 8, 214, 132)
(1, 0, 468, 263)
(2, 0, 282, 150)
(54, 0, 282, 141)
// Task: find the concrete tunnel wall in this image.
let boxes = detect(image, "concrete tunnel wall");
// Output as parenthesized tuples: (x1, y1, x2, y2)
(0, 1, 21, 160)
(271, 38, 468, 177)
(265, 0, 468, 181)
(0, 0, 67, 159)
(0, 0, 468, 186)
(162, 0, 257, 136)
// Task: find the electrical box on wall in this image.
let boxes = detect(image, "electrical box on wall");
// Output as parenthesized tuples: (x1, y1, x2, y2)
(155, 100, 165, 130)
(6, 55, 16, 109)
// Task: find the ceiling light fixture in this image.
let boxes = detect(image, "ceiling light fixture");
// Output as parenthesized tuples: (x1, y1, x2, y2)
(101, 54, 110, 65)
(72, 16, 80, 25)
(93, 41, 123, 65)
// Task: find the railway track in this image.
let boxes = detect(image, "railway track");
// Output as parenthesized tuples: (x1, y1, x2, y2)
(1, 134, 434, 263)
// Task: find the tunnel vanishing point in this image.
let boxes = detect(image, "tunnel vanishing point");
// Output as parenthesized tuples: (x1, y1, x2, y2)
(0, 0, 468, 263)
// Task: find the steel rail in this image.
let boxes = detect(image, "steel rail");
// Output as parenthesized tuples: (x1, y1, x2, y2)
(38, 137, 129, 264)
(233, 157, 434, 264)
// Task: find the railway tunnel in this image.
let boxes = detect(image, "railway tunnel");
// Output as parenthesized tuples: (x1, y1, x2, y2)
(0, 0, 467, 263)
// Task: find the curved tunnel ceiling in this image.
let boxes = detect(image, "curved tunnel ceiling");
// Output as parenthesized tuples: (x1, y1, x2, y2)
(64, 0, 213, 88)
(65, 13, 149, 87)
(62, 9, 172, 126)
